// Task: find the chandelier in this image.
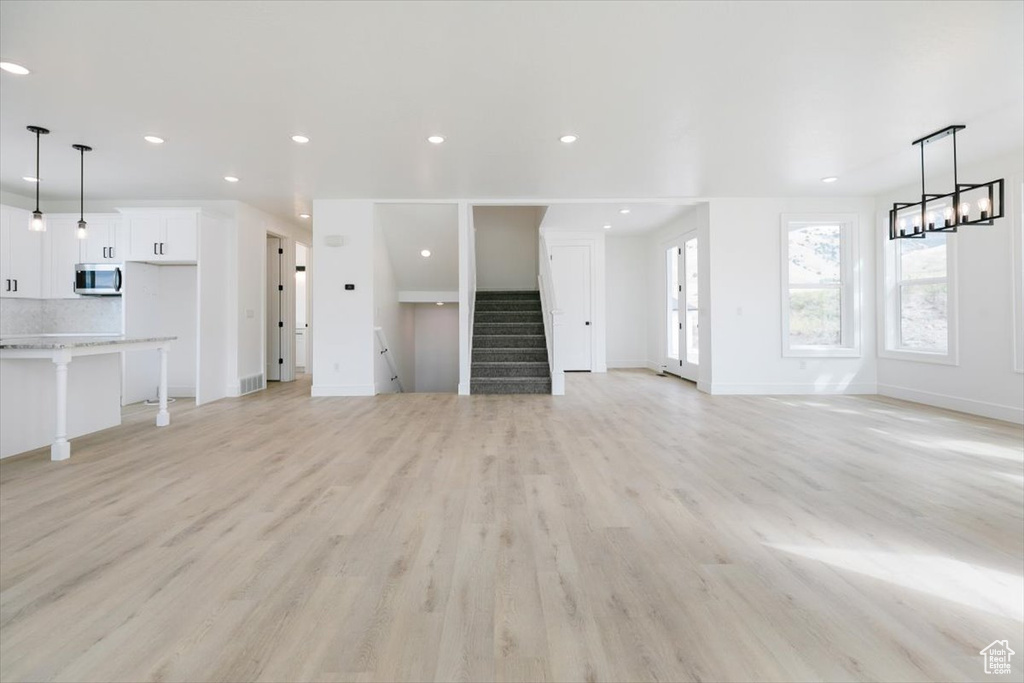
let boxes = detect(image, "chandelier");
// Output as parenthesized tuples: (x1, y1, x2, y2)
(889, 124, 1004, 240)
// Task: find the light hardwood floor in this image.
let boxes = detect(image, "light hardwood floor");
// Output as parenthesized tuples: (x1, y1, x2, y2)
(1, 371, 1022, 683)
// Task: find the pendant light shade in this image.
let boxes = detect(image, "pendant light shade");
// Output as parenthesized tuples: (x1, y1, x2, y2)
(27, 125, 50, 232)
(73, 144, 92, 239)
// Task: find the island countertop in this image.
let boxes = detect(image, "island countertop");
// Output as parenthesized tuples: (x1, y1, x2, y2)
(0, 335, 176, 350)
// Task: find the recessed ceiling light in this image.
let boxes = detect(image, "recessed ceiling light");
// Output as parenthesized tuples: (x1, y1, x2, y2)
(291, 135, 310, 144)
(421, 249, 431, 257)
(436, 302, 444, 306)
(427, 135, 445, 144)
(560, 134, 578, 144)
(224, 176, 239, 183)
(821, 176, 838, 183)
(603, 224, 611, 230)
(619, 208, 631, 214)
(144, 135, 164, 144)
(23, 176, 39, 183)
(299, 213, 311, 219)
(0, 62, 30, 75)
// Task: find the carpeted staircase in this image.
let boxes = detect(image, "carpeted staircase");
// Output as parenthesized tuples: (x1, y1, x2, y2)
(471, 291, 552, 394)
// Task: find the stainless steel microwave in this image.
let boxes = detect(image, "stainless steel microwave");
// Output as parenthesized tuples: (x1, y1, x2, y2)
(75, 263, 122, 296)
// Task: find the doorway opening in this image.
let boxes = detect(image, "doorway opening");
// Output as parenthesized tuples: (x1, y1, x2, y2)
(664, 233, 700, 382)
(295, 242, 310, 374)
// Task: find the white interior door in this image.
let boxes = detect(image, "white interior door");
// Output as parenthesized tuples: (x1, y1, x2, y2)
(551, 243, 592, 371)
(266, 236, 282, 381)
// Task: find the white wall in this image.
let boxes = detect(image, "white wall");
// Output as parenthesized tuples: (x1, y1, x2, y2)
(875, 150, 1024, 423)
(311, 200, 376, 396)
(704, 197, 876, 394)
(414, 303, 460, 393)
(197, 214, 230, 405)
(606, 236, 648, 368)
(474, 206, 541, 290)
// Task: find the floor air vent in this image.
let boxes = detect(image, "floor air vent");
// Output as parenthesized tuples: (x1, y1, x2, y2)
(239, 374, 265, 395)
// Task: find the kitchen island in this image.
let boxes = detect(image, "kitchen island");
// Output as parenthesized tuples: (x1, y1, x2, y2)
(0, 336, 175, 461)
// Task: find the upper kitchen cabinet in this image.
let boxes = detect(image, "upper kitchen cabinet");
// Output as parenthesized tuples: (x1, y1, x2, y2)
(123, 209, 198, 263)
(78, 216, 125, 263)
(44, 217, 82, 299)
(0, 204, 43, 299)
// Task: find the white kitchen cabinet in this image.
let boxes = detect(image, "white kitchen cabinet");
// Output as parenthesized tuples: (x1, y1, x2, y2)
(44, 217, 81, 299)
(0, 205, 44, 299)
(78, 216, 124, 263)
(124, 209, 198, 263)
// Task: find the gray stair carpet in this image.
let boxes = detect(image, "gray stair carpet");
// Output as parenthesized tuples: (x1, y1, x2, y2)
(471, 290, 552, 394)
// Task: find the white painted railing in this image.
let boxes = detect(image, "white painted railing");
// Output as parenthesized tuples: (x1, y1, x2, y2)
(373, 326, 404, 393)
(538, 234, 565, 395)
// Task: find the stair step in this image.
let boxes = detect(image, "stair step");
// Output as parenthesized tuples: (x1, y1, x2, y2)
(475, 311, 543, 323)
(475, 290, 540, 301)
(472, 362, 550, 378)
(473, 335, 547, 349)
(474, 322, 545, 335)
(473, 348, 549, 363)
(475, 301, 542, 312)
(471, 377, 552, 395)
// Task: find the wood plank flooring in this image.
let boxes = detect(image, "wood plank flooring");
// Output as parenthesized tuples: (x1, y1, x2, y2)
(1, 371, 1022, 682)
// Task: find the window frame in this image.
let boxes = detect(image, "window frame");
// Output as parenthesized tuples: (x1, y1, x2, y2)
(780, 213, 861, 358)
(879, 221, 959, 365)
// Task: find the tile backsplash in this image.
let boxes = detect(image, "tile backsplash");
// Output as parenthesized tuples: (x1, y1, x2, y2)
(0, 298, 122, 336)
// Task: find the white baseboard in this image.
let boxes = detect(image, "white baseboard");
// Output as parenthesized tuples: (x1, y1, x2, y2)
(458, 381, 470, 396)
(709, 382, 876, 395)
(877, 384, 1024, 424)
(608, 360, 648, 369)
(311, 384, 376, 397)
(226, 383, 241, 398)
(646, 360, 665, 373)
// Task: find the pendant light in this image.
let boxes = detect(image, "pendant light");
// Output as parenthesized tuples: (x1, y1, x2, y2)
(72, 144, 92, 239)
(26, 125, 50, 231)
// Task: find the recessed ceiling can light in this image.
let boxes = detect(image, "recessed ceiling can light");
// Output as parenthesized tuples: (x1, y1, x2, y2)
(299, 213, 311, 219)
(436, 302, 444, 306)
(420, 249, 431, 257)
(619, 208, 630, 214)
(224, 176, 239, 183)
(144, 135, 164, 144)
(291, 135, 310, 144)
(560, 134, 578, 144)
(427, 135, 445, 144)
(23, 176, 39, 183)
(0, 62, 30, 75)
(821, 176, 838, 183)
(603, 224, 611, 230)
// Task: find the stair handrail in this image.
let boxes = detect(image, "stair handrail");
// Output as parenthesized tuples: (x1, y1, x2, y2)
(373, 326, 404, 393)
(538, 234, 565, 395)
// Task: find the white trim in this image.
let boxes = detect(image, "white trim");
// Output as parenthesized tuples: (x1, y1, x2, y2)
(709, 382, 876, 395)
(1011, 176, 1024, 374)
(878, 383, 1024, 425)
(780, 213, 861, 358)
(310, 384, 376, 397)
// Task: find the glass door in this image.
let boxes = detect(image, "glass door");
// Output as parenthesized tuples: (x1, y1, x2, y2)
(666, 235, 700, 381)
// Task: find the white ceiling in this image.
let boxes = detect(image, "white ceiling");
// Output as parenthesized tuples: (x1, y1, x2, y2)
(540, 203, 695, 235)
(377, 203, 458, 291)
(1, 1, 1021, 224)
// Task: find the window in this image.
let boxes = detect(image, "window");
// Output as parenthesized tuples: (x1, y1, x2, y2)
(780, 214, 859, 357)
(881, 228, 958, 364)
(666, 247, 680, 360)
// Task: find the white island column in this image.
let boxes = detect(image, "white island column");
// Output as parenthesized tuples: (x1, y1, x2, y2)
(157, 344, 170, 427)
(51, 350, 72, 462)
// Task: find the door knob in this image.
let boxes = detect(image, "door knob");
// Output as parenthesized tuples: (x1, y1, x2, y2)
(585, 321, 591, 326)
